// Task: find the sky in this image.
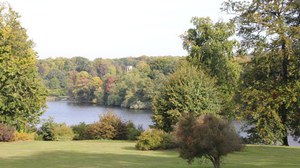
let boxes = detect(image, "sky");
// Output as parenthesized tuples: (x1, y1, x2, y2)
(8, 0, 228, 60)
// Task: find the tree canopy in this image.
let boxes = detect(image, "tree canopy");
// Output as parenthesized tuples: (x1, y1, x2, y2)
(152, 61, 221, 132)
(0, 3, 47, 131)
(181, 17, 242, 117)
(223, 0, 300, 145)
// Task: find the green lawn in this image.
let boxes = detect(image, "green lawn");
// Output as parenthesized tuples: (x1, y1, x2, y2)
(0, 141, 299, 168)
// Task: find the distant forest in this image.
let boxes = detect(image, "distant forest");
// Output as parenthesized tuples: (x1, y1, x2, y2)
(38, 56, 182, 109)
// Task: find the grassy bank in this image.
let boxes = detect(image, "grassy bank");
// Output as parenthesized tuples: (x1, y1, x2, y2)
(0, 141, 299, 168)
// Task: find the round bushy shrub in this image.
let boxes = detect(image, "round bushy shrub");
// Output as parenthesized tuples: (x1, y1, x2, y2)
(38, 117, 57, 141)
(86, 112, 129, 140)
(52, 124, 74, 141)
(136, 129, 177, 150)
(0, 123, 16, 142)
(71, 122, 89, 140)
(86, 122, 103, 139)
(175, 114, 244, 167)
(99, 112, 125, 139)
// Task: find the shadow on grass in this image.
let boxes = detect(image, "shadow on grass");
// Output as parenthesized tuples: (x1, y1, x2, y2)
(122, 146, 136, 151)
(0, 150, 196, 168)
(1, 145, 300, 168)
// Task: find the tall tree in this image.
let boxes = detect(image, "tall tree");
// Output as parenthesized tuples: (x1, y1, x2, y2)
(152, 61, 221, 132)
(0, 3, 47, 131)
(223, 0, 300, 145)
(181, 17, 241, 118)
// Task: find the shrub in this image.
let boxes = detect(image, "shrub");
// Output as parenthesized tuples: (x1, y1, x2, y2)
(14, 132, 35, 141)
(86, 111, 129, 140)
(175, 114, 244, 168)
(99, 112, 124, 139)
(71, 122, 89, 140)
(114, 121, 128, 140)
(160, 132, 177, 149)
(38, 117, 58, 141)
(86, 122, 116, 139)
(52, 124, 74, 141)
(38, 117, 74, 141)
(127, 122, 143, 140)
(0, 123, 16, 142)
(86, 122, 103, 139)
(135, 129, 174, 150)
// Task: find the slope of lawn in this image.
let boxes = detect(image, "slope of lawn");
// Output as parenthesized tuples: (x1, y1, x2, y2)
(0, 140, 299, 168)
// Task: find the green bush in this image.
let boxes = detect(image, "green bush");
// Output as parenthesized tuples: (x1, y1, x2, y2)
(38, 118, 74, 141)
(38, 117, 58, 141)
(114, 121, 128, 140)
(160, 132, 177, 149)
(127, 122, 143, 140)
(52, 124, 74, 141)
(71, 122, 89, 140)
(136, 129, 175, 150)
(0, 123, 16, 142)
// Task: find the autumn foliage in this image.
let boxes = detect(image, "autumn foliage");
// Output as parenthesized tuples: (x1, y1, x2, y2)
(175, 114, 244, 168)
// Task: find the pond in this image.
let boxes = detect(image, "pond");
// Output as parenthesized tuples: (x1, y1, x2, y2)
(42, 101, 299, 146)
(42, 101, 153, 129)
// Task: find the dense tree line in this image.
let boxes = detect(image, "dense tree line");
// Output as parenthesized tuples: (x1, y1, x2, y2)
(38, 56, 182, 109)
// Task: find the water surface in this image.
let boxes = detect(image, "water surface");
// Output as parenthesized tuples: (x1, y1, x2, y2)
(42, 101, 153, 129)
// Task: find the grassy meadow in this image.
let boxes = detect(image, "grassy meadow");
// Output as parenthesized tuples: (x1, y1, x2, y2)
(0, 140, 299, 168)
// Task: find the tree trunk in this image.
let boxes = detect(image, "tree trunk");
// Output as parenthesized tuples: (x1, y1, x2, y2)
(280, 105, 289, 146)
(213, 157, 221, 168)
(280, 40, 289, 147)
(282, 135, 289, 146)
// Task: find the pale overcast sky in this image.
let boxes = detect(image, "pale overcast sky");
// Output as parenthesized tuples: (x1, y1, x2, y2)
(8, 0, 227, 60)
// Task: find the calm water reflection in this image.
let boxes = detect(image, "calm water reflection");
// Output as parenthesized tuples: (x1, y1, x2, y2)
(42, 101, 153, 129)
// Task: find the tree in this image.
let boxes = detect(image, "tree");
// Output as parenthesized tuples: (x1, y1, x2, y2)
(223, 0, 300, 145)
(71, 56, 91, 72)
(181, 17, 242, 118)
(175, 114, 244, 168)
(93, 58, 116, 78)
(67, 71, 102, 103)
(107, 68, 153, 109)
(0, 3, 48, 131)
(149, 56, 180, 75)
(152, 61, 221, 132)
